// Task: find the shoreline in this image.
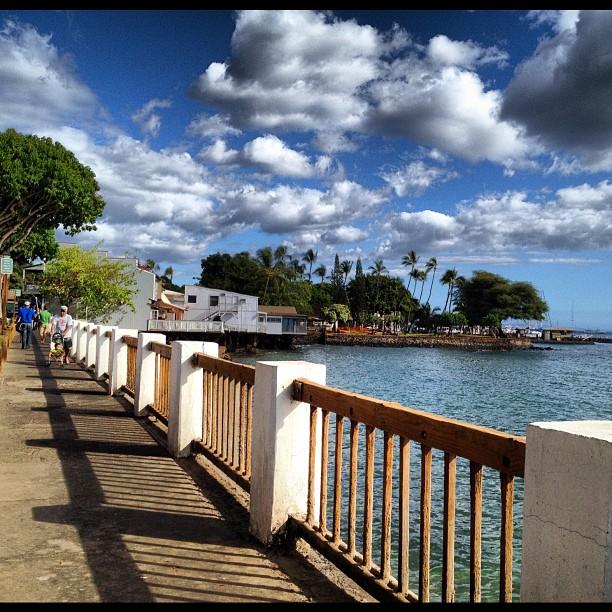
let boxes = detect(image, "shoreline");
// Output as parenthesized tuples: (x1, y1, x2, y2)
(297, 331, 533, 351)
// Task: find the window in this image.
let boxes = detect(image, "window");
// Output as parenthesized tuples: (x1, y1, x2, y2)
(187, 295, 197, 304)
(209, 295, 219, 307)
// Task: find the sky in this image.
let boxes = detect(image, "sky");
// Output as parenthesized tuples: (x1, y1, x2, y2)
(1, 9, 611, 330)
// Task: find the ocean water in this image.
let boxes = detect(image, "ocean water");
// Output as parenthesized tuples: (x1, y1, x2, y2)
(235, 342, 612, 601)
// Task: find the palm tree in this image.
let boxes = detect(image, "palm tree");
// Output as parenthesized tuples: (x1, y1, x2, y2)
(164, 266, 174, 283)
(340, 260, 353, 286)
(424, 257, 438, 307)
(302, 248, 318, 282)
(401, 250, 419, 292)
(287, 257, 305, 281)
(440, 268, 458, 313)
(409, 268, 421, 296)
(273, 245, 289, 267)
(314, 264, 326, 283)
(144, 259, 160, 274)
(368, 258, 387, 276)
(255, 246, 277, 304)
(417, 269, 428, 303)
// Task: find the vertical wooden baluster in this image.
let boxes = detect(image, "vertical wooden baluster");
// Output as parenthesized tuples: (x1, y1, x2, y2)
(348, 420, 359, 558)
(381, 431, 394, 583)
(238, 381, 246, 473)
(419, 444, 432, 603)
(307, 405, 317, 525)
(363, 425, 375, 571)
(333, 415, 344, 544)
(470, 461, 483, 603)
(500, 472, 514, 603)
(230, 378, 237, 467)
(224, 375, 230, 461)
(398, 437, 410, 597)
(205, 370, 211, 445)
(319, 409, 330, 535)
(443, 452, 457, 602)
(245, 385, 253, 478)
(154, 353, 159, 410)
(223, 375, 229, 460)
(210, 372, 216, 449)
(216, 372, 222, 454)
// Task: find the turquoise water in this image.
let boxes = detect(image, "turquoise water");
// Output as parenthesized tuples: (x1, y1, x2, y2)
(235, 342, 612, 601)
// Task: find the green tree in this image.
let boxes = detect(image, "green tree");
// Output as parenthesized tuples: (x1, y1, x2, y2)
(40, 244, 136, 322)
(440, 268, 458, 313)
(402, 250, 419, 292)
(424, 256, 438, 307)
(314, 264, 326, 283)
(10, 228, 58, 264)
(355, 257, 363, 279)
(302, 248, 317, 281)
(0, 129, 104, 253)
(456, 271, 548, 326)
(322, 303, 351, 327)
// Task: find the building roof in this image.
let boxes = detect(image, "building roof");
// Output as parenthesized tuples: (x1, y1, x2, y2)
(259, 305, 303, 316)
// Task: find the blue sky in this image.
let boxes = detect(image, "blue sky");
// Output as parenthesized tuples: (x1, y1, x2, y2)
(1, 10, 611, 329)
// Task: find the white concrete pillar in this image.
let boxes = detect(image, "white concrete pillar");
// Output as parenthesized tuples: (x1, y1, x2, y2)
(134, 332, 166, 417)
(109, 328, 139, 396)
(249, 360, 326, 546)
(167, 341, 219, 458)
(70, 320, 81, 359)
(94, 325, 114, 380)
(76, 321, 88, 363)
(521, 421, 612, 602)
(85, 323, 97, 369)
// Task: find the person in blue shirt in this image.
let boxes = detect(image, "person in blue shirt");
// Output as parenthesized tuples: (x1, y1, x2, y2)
(16, 300, 36, 349)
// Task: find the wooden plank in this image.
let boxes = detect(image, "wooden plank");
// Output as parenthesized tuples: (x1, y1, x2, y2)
(204, 370, 211, 446)
(123, 335, 138, 348)
(193, 352, 255, 385)
(500, 472, 514, 603)
(307, 405, 317, 525)
(398, 437, 410, 596)
(363, 425, 375, 571)
(470, 461, 483, 603)
(238, 382, 246, 473)
(222, 375, 229, 461)
(319, 409, 330, 535)
(149, 341, 172, 359)
(380, 431, 393, 582)
(419, 444, 432, 603)
(348, 420, 359, 558)
(442, 452, 456, 602)
(293, 379, 525, 477)
(332, 415, 344, 544)
(245, 385, 253, 478)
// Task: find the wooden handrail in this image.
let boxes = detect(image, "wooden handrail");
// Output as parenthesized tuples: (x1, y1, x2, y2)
(192, 352, 255, 386)
(293, 378, 525, 477)
(122, 335, 138, 348)
(149, 340, 172, 359)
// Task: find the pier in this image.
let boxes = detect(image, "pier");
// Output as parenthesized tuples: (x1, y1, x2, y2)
(1, 319, 612, 603)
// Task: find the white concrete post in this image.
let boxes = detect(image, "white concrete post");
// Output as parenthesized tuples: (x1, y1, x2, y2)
(521, 421, 612, 602)
(108, 328, 139, 396)
(94, 325, 114, 380)
(249, 360, 326, 546)
(85, 323, 97, 370)
(76, 321, 88, 363)
(70, 320, 81, 359)
(167, 341, 219, 458)
(134, 332, 166, 417)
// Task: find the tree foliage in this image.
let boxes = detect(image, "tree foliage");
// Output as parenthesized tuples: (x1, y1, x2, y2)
(39, 245, 137, 322)
(0, 129, 104, 253)
(456, 271, 548, 325)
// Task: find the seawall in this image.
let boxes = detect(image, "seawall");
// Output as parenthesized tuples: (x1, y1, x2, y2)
(305, 332, 532, 351)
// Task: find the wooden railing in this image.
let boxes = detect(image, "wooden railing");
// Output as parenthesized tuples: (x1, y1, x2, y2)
(291, 379, 526, 604)
(123, 335, 138, 396)
(191, 352, 255, 491)
(150, 341, 172, 423)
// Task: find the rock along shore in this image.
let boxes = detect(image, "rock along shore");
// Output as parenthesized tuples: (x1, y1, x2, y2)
(299, 331, 532, 351)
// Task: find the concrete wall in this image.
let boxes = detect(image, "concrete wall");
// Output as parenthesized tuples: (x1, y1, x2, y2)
(103, 267, 156, 331)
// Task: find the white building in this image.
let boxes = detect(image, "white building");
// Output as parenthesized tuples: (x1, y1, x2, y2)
(147, 285, 306, 335)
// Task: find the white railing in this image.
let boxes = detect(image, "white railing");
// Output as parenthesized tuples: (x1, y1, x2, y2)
(147, 319, 224, 333)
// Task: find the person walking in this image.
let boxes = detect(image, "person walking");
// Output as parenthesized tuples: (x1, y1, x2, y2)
(51, 305, 74, 364)
(16, 300, 36, 349)
(39, 304, 53, 343)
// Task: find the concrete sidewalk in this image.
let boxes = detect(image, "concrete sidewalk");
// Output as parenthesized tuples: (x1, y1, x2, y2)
(0, 335, 358, 602)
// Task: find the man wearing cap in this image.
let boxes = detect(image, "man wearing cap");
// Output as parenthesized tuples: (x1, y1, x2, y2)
(16, 300, 36, 349)
(51, 305, 74, 364)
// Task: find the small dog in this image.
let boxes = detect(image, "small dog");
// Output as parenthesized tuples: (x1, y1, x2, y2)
(48, 333, 65, 366)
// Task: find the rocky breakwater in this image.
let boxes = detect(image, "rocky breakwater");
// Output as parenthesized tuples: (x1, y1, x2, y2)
(323, 332, 532, 351)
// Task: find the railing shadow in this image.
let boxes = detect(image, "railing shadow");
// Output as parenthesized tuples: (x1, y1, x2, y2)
(24, 337, 326, 602)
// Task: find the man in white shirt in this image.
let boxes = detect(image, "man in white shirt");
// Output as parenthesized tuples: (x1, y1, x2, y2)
(51, 305, 74, 364)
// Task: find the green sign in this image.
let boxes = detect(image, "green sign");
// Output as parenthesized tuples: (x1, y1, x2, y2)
(0, 255, 13, 275)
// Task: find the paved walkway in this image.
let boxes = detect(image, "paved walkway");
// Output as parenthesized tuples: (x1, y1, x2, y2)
(0, 335, 359, 602)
